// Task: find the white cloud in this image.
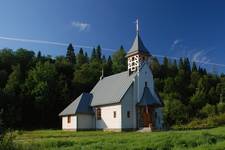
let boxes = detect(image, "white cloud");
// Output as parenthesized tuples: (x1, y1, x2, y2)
(71, 21, 90, 31)
(191, 49, 213, 66)
(171, 39, 182, 50)
(170, 39, 215, 67)
(173, 39, 182, 45)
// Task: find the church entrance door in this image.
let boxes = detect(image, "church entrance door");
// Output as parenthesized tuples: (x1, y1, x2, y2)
(140, 106, 154, 128)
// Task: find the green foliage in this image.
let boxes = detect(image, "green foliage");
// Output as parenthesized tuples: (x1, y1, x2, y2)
(25, 62, 57, 102)
(200, 104, 216, 118)
(162, 93, 188, 126)
(190, 90, 207, 111)
(112, 46, 127, 73)
(4, 65, 22, 95)
(0, 132, 17, 150)
(66, 43, 76, 64)
(0, 108, 3, 131)
(14, 48, 35, 72)
(217, 102, 225, 114)
(0, 45, 225, 130)
(76, 48, 87, 67)
(173, 113, 225, 130)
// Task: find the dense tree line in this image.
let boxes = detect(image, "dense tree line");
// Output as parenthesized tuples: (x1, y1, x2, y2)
(0, 44, 225, 130)
(151, 57, 225, 127)
(0, 45, 126, 129)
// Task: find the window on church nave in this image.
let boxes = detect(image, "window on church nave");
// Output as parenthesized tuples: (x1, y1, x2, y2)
(127, 111, 130, 118)
(113, 111, 116, 118)
(96, 108, 101, 120)
(67, 115, 71, 123)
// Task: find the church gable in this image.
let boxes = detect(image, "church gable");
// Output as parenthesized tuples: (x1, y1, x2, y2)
(59, 93, 93, 116)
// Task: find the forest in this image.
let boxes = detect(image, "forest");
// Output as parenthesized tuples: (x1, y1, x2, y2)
(0, 43, 225, 130)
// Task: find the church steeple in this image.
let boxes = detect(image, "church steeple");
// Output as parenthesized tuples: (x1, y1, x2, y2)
(126, 19, 151, 74)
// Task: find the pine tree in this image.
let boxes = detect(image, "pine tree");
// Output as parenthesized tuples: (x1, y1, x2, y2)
(66, 43, 76, 64)
(96, 45, 102, 61)
(76, 48, 86, 67)
(192, 62, 198, 72)
(84, 52, 89, 63)
(37, 51, 42, 59)
(91, 48, 97, 62)
(105, 56, 113, 76)
(183, 58, 191, 73)
(112, 46, 127, 73)
(4, 65, 22, 95)
(102, 55, 106, 64)
(150, 57, 161, 78)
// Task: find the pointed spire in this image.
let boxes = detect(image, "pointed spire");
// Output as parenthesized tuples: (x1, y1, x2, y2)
(126, 20, 150, 57)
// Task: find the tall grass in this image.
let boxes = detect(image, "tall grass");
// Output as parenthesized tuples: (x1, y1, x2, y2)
(6, 126, 225, 150)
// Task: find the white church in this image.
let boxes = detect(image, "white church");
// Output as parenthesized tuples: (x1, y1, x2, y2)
(59, 21, 164, 131)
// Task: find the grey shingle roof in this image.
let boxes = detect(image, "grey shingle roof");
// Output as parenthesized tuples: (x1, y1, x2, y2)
(126, 32, 150, 57)
(138, 86, 162, 107)
(59, 93, 93, 116)
(91, 71, 136, 106)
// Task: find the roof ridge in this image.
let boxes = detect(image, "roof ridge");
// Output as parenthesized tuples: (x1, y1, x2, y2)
(103, 70, 129, 79)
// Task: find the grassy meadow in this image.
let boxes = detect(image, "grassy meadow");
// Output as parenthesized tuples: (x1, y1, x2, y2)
(2, 126, 225, 150)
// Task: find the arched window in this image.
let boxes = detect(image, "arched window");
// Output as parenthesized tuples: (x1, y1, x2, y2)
(67, 115, 71, 123)
(96, 108, 101, 120)
(113, 111, 116, 118)
(127, 111, 130, 118)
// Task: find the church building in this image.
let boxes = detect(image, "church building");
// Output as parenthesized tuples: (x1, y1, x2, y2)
(59, 21, 164, 131)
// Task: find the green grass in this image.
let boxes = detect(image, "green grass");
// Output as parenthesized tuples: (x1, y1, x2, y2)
(6, 126, 225, 150)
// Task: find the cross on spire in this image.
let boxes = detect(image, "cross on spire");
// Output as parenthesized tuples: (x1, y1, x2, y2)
(136, 19, 139, 33)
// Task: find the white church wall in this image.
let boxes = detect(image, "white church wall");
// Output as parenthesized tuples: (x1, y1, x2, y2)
(154, 108, 164, 129)
(77, 114, 95, 130)
(121, 84, 136, 129)
(136, 63, 155, 103)
(95, 104, 122, 130)
(62, 115, 77, 130)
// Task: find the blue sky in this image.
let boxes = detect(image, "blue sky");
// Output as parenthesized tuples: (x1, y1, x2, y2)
(0, 0, 225, 73)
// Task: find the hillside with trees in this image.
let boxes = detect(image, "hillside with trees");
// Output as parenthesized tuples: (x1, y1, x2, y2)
(0, 44, 225, 130)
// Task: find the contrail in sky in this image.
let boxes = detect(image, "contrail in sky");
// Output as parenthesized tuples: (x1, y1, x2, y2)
(0, 36, 68, 46)
(0, 35, 225, 68)
(0, 36, 115, 51)
(154, 54, 225, 68)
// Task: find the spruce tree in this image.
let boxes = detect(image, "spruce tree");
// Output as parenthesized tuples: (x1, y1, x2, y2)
(66, 43, 76, 64)
(91, 48, 97, 62)
(96, 45, 102, 61)
(112, 46, 127, 73)
(37, 51, 42, 59)
(105, 56, 113, 76)
(76, 48, 86, 67)
(84, 52, 89, 63)
(192, 62, 198, 72)
(102, 55, 106, 63)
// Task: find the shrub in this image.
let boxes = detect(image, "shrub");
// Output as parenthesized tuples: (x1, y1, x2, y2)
(0, 131, 18, 150)
(200, 104, 216, 118)
(217, 102, 225, 114)
(173, 113, 225, 130)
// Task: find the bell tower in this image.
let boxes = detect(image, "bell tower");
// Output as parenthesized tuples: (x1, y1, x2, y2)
(126, 19, 151, 74)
